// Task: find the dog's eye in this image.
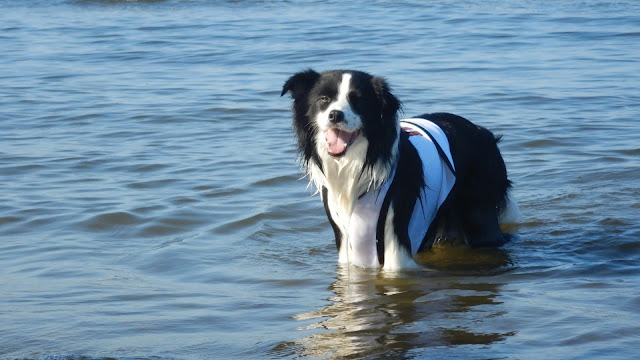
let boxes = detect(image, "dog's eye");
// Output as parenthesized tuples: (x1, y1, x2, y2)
(318, 96, 331, 103)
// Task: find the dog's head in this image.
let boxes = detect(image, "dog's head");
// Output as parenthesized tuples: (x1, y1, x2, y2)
(281, 69, 401, 171)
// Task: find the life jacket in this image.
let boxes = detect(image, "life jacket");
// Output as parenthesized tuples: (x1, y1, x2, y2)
(345, 118, 456, 267)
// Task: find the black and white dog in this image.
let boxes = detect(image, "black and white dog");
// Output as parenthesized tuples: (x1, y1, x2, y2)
(281, 69, 518, 270)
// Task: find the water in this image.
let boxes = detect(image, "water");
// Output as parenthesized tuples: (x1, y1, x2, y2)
(1, 0, 639, 359)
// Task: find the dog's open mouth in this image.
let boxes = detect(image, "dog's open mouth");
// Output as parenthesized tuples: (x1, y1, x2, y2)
(324, 128, 360, 157)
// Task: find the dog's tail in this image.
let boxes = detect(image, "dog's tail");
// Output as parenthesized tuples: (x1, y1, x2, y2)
(499, 191, 521, 225)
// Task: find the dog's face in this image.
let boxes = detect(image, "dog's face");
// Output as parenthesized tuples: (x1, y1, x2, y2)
(313, 72, 362, 157)
(281, 69, 401, 168)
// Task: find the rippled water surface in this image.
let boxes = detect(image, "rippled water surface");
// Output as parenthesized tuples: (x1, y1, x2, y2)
(1, 1, 639, 359)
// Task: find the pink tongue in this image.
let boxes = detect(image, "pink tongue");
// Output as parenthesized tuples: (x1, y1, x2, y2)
(325, 128, 354, 155)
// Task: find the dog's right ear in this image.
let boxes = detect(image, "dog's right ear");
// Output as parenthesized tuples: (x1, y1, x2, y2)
(281, 69, 320, 100)
(372, 76, 402, 122)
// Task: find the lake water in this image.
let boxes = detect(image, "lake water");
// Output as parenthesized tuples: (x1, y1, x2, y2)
(1, 0, 639, 359)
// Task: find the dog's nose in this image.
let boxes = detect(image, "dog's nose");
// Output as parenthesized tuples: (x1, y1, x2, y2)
(328, 110, 345, 124)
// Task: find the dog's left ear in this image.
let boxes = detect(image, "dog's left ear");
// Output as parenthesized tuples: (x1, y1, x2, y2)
(372, 76, 401, 120)
(281, 69, 320, 100)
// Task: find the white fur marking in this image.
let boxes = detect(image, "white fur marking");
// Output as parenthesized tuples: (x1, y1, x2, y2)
(315, 73, 361, 133)
(382, 208, 418, 271)
(499, 192, 521, 224)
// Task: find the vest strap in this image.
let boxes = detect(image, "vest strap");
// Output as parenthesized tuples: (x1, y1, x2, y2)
(375, 182, 393, 265)
(401, 120, 456, 176)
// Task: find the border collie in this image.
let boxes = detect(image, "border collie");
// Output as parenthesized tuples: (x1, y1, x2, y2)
(281, 69, 518, 270)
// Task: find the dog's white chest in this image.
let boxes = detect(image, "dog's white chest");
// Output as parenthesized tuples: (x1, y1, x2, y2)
(346, 177, 394, 268)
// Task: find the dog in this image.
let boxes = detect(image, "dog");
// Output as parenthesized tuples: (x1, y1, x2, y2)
(281, 69, 518, 270)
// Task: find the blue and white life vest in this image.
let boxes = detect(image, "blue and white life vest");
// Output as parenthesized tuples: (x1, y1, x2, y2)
(346, 118, 456, 268)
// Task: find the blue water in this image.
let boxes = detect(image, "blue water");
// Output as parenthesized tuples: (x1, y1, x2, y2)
(1, 1, 639, 359)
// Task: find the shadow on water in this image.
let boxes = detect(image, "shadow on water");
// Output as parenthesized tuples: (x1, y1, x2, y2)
(273, 247, 516, 359)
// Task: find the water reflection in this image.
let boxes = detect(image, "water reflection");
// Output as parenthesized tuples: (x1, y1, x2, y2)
(281, 248, 515, 358)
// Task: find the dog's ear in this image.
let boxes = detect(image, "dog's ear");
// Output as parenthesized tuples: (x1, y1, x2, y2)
(281, 69, 320, 100)
(372, 76, 401, 120)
